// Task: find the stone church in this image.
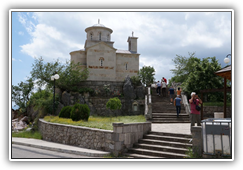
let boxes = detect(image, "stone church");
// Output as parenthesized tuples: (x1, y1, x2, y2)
(70, 20, 140, 81)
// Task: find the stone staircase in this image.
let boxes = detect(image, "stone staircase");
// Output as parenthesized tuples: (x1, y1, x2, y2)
(151, 88, 190, 123)
(126, 131, 192, 158)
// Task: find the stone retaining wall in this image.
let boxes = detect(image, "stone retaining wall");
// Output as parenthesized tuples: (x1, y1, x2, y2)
(203, 106, 232, 118)
(39, 119, 151, 156)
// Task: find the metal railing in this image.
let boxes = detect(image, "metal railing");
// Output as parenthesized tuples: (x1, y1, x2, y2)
(202, 118, 232, 157)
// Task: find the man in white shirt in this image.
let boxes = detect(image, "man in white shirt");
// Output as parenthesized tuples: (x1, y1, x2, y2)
(161, 80, 166, 97)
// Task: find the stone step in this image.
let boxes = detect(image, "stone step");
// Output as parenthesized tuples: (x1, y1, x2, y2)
(139, 139, 192, 149)
(148, 131, 192, 138)
(152, 108, 186, 114)
(144, 134, 191, 143)
(151, 120, 191, 123)
(125, 153, 164, 159)
(127, 148, 187, 159)
(152, 106, 185, 110)
(152, 103, 186, 107)
(152, 111, 186, 113)
(152, 103, 185, 110)
(151, 117, 190, 121)
(152, 114, 189, 118)
(133, 143, 189, 155)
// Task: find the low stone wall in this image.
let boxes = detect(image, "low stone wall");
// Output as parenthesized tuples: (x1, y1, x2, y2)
(38, 119, 151, 156)
(203, 106, 232, 118)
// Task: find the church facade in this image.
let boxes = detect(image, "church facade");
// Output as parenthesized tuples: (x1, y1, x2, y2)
(70, 21, 140, 81)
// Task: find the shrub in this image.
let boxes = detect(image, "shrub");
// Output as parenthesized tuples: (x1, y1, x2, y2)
(70, 103, 90, 121)
(106, 97, 122, 111)
(59, 106, 72, 118)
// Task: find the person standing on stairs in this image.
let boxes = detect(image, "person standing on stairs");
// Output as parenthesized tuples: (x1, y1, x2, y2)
(189, 92, 202, 127)
(177, 87, 182, 97)
(161, 80, 166, 97)
(156, 81, 161, 96)
(168, 86, 175, 104)
(174, 95, 182, 117)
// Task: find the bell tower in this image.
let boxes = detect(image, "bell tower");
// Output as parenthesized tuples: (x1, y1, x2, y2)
(84, 20, 114, 49)
(127, 31, 138, 53)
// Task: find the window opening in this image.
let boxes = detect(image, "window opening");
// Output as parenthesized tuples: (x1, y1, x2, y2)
(90, 33, 93, 40)
(133, 104, 138, 111)
(100, 59, 103, 66)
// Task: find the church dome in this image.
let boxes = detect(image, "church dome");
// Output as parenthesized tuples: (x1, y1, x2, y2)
(93, 23, 105, 27)
(85, 19, 113, 33)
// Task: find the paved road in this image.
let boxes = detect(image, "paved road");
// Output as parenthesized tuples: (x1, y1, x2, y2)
(12, 144, 98, 159)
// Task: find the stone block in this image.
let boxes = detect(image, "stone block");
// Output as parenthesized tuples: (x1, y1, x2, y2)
(105, 133, 112, 140)
(131, 125, 138, 133)
(112, 133, 120, 142)
(138, 132, 143, 139)
(114, 142, 122, 150)
(138, 124, 143, 132)
(124, 133, 131, 145)
(113, 123, 123, 133)
(123, 125, 131, 133)
(119, 134, 125, 142)
(109, 143, 114, 150)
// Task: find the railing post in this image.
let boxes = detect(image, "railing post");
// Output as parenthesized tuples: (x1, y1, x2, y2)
(145, 87, 152, 120)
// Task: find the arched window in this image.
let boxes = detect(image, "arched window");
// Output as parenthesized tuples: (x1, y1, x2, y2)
(99, 57, 104, 66)
(107, 34, 110, 41)
(99, 32, 101, 41)
(126, 63, 128, 70)
(90, 33, 93, 40)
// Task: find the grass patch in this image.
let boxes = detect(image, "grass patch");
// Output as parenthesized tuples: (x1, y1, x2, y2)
(203, 102, 231, 107)
(43, 115, 146, 130)
(12, 131, 42, 139)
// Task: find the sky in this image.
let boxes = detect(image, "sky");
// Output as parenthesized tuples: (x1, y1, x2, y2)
(11, 10, 232, 89)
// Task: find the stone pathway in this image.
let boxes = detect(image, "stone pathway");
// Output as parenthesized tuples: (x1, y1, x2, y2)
(151, 123, 191, 135)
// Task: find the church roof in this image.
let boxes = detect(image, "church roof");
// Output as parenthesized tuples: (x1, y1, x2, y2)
(116, 49, 139, 54)
(85, 20, 113, 33)
(93, 23, 105, 27)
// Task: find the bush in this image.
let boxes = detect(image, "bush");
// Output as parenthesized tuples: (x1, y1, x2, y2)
(106, 97, 122, 111)
(70, 103, 90, 121)
(59, 106, 72, 118)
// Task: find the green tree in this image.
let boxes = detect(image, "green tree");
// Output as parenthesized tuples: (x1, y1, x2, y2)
(12, 78, 34, 113)
(31, 57, 89, 92)
(170, 52, 200, 83)
(28, 88, 59, 116)
(138, 66, 155, 86)
(170, 52, 223, 98)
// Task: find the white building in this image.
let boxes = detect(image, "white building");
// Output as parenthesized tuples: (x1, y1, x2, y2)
(70, 20, 140, 81)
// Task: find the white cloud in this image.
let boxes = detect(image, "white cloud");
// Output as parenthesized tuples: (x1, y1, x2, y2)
(12, 58, 16, 61)
(17, 11, 232, 81)
(19, 59, 22, 62)
(18, 31, 24, 36)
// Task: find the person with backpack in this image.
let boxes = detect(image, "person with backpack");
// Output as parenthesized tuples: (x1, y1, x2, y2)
(174, 95, 182, 117)
(189, 92, 202, 128)
(168, 86, 175, 104)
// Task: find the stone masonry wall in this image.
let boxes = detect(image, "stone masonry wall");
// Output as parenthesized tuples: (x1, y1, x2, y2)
(202, 106, 232, 118)
(39, 119, 151, 156)
(57, 80, 145, 117)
